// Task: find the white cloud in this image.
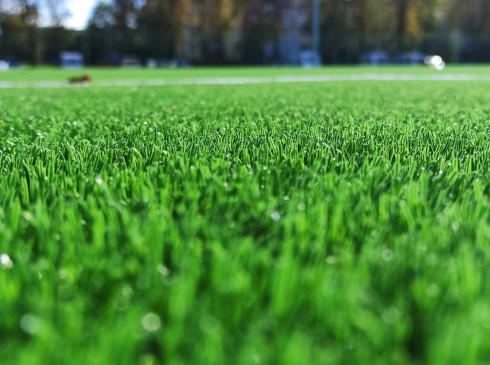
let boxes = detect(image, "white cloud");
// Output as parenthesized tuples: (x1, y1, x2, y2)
(64, 0, 100, 30)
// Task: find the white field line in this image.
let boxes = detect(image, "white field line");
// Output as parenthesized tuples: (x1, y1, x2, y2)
(0, 73, 490, 89)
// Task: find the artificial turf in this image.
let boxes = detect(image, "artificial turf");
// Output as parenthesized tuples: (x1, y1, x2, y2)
(0, 68, 489, 364)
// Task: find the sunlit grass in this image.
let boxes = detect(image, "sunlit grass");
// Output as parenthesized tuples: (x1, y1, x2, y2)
(0, 72, 489, 364)
(2, 64, 490, 83)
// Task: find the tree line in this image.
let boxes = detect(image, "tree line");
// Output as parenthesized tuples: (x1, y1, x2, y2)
(1, 0, 490, 65)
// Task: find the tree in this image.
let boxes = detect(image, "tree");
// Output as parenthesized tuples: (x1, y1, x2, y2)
(112, 0, 138, 55)
(0, 0, 68, 64)
(241, 0, 281, 64)
(10, 0, 41, 64)
(86, 1, 116, 64)
(174, 0, 248, 64)
(394, 0, 410, 50)
(138, 0, 177, 59)
(319, 0, 360, 63)
(44, 0, 69, 26)
(443, 0, 490, 61)
(88, 1, 114, 29)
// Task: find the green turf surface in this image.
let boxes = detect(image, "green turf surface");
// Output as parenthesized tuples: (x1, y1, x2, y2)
(1, 64, 490, 83)
(0, 69, 489, 364)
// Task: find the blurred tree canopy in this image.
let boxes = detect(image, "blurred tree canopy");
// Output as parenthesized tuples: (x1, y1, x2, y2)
(1, 0, 490, 65)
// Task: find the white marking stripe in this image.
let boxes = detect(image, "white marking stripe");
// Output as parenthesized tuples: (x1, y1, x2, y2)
(0, 73, 489, 89)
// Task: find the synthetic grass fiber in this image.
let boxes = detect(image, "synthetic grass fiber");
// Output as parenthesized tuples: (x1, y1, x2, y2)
(0, 68, 489, 364)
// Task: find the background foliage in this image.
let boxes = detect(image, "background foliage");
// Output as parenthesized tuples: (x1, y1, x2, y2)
(2, 0, 490, 64)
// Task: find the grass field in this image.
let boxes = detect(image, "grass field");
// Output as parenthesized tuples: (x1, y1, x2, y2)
(0, 67, 489, 364)
(2, 64, 490, 83)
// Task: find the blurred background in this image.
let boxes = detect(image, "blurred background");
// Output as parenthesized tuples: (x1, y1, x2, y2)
(0, 0, 489, 67)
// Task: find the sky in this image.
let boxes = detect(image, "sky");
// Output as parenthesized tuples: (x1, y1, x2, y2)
(64, 0, 100, 30)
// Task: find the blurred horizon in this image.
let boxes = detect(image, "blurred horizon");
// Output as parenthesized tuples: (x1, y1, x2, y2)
(1, 0, 490, 66)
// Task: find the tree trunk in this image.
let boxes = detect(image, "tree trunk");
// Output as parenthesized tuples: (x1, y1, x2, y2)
(396, 0, 409, 51)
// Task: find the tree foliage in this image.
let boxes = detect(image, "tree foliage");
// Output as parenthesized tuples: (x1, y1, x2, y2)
(2, 0, 490, 64)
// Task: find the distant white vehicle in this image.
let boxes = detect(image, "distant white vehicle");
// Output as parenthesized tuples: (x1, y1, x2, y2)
(146, 58, 157, 68)
(0, 60, 9, 71)
(300, 50, 322, 68)
(393, 51, 426, 65)
(360, 51, 389, 65)
(120, 56, 142, 68)
(424, 55, 445, 70)
(60, 52, 84, 69)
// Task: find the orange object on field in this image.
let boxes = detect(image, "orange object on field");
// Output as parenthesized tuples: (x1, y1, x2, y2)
(69, 75, 92, 84)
